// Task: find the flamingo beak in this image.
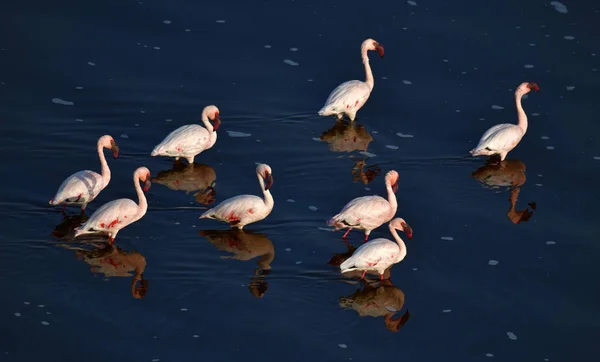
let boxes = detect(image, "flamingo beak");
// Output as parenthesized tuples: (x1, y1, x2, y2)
(212, 113, 222, 131)
(375, 43, 385, 59)
(143, 174, 151, 192)
(264, 171, 274, 191)
(392, 180, 399, 194)
(110, 140, 120, 159)
(401, 222, 413, 240)
(527, 82, 540, 92)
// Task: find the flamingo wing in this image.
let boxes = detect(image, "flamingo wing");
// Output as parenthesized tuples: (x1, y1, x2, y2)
(51, 170, 104, 204)
(81, 198, 139, 232)
(333, 196, 391, 227)
(472, 124, 523, 154)
(340, 238, 399, 271)
(152, 124, 211, 156)
(319, 80, 371, 116)
(201, 195, 265, 224)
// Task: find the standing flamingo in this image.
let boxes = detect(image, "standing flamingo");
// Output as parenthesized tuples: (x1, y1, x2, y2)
(151, 105, 221, 164)
(318, 38, 385, 121)
(328, 170, 399, 242)
(470, 82, 540, 162)
(74, 167, 151, 243)
(200, 164, 274, 229)
(49, 135, 119, 212)
(340, 218, 413, 281)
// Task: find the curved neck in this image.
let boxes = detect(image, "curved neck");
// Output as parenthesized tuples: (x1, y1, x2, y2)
(97, 142, 111, 187)
(385, 182, 398, 214)
(389, 227, 407, 262)
(201, 112, 214, 133)
(133, 173, 148, 219)
(362, 48, 374, 90)
(257, 173, 274, 210)
(515, 91, 528, 134)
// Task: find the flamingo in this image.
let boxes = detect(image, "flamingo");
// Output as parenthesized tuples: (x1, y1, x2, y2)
(328, 170, 400, 242)
(340, 218, 413, 281)
(151, 105, 221, 164)
(318, 38, 384, 121)
(199, 164, 274, 229)
(470, 82, 540, 162)
(49, 135, 119, 212)
(74, 167, 151, 243)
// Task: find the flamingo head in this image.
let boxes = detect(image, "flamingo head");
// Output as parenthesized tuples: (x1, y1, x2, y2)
(518, 81, 540, 94)
(203, 105, 221, 131)
(99, 135, 119, 159)
(257, 163, 273, 191)
(363, 38, 385, 58)
(391, 217, 413, 240)
(136, 167, 152, 192)
(385, 170, 399, 193)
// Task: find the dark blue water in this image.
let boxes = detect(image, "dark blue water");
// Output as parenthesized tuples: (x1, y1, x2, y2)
(1, 0, 599, 361)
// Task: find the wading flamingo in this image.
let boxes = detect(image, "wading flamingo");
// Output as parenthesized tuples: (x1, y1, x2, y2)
(470, 82, 540, 162)
(318, 38, 385, 121)
(328, 170, 400, 242)
(200, 164, 274, 229)
(340, 218, 413, 281)
(74, 167, 151, 243)
(49, 135, 119, 212)
(151, 105, 221, 164)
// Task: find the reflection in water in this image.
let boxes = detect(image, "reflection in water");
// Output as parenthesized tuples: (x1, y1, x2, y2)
(320, 120, 374, 152)
(471, 159, 537, 224)
(350, 156, 381, 185)
(152, 161, 217, 205)
(199, 229, 274, 298)
(52, 210, 89, 240)
(71, 243, 148, 299)
(339, 280, 410, 332)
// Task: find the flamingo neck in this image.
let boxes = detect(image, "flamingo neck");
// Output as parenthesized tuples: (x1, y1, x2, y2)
(515, 91, 528, 134)
(362, 47, 374, 90)
(97, 141, 111, 187)
(389, 227, 407, 262)
(133, 172, 148, 220)
(201, 112, 214, 133)
(385, 182, 398, 215)
(257, 173, 274, 210)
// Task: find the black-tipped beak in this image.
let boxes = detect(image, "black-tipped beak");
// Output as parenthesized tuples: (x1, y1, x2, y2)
(264, 171, 273, 191)
(212, 114, 221, 131)
(402, 222, 413, 240)
(392, 181, 398, 194)
(111, 140, 120, 159)
(375, 43, 385, 59)
(143, 177, 151, 192)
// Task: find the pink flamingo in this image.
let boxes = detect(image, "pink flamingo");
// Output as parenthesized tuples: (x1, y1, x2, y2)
(151, 105, 221, 164)
(49, 135, 119, 212)
(318, 38, 385, 121)
(340, 218, 413, 281)
(74, 167, 151, 243)
(328, 170, 400, 242)
(200, 164, 274, 229)
(470, 82, 540, 162)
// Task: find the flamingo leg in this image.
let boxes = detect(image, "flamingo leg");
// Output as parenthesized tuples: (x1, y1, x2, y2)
(380, 274, 384, 281)
(360, 270, 367, 280)
(364, 234, 369, 243)
(61, 204, 67, 212)
(342, 228, 351, 239)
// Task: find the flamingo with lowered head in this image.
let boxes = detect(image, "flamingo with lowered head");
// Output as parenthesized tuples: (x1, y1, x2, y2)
(151, 105, 221, 164)
(200, 164, 274, 229)
(340, 218, 413, 281)
(318, 38, 385, 121)
(49, 135, 119, 212)
(470, 82, 540, 162)
(328, 170, 401, 242)
(74, 167, 151, 243)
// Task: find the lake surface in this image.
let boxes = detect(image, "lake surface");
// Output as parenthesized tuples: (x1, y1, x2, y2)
(1, 0, 599, 361)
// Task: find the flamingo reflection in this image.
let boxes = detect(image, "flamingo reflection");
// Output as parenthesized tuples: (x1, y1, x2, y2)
(199, 229, 274, 298)
(471, 158, 536, 224)
(52, 210, 89, 240)
(152, 161, 217, 205)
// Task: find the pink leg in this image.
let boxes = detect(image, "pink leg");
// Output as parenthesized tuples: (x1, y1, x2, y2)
(342, 228, 351, 239)
(380, 274, 384, 281)
(360, 270, 367, 280)
(364, 234, 369, 243)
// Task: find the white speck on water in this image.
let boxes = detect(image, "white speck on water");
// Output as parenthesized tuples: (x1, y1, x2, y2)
(396, 132, 414, 138)
(41, 321, 50, 326)
(46, 312, 51, 315)
(364, 187, 371, 191)
(287, 199, 295, 203)
(443, 59, 449, 62)
(317, 227, 334, 232)
(152, 359, 160, 362)
(37, 305, 45, 308)
(120, 134, 129, 139)
(75, 86, 83, 90)
(264, 45, 271, 48)
(24, 302, 30, 305)
(536, 184, 543, 187)
(163, 20, 171, 24)
(546, 241, 556, 245)
(564, 35, 575, 40)
(566, 86, 575, 91)
(185, 29, 191, 32)
(295, 261, 303, 265)
(407, 1, 417, 5)
(165, 119, 172, 122)
(485, 353, 494, 357)
(180, 308, 188, 312)
(216, 20, 226, 23)
(529, 43, 536, 47)
(442, 309, 452, 313)
(488, 260, 499, 266)
(538, 174, 543, 177)
(14, 312, 21, 317)
(491, 105, 504, 110)
(524, 64, 534, 68)
(52, 98, 74, 106)
(386, 145, 399, 150)
(140, 110, 145, 113)
(456, 110, 461, 113)
(544, 359, 549, 362)
(550, 2, 568, 14)
(593, 156, 600, 160)
(153, 46, 161, 50)
(372, 130, 378, 134)
(441, 236, 454, 241)
(381, 76, 388, 80)
(546, 146, 555, 150)
(134, 123, 139, 127)
(285, 248, 291, 252)
(507, 332, 518, 340)
(193, 335, 199, 338)
(174, 222, 180, 225)
(412, 268, 418, 271)
(402, 80, 412, 85)
(308, 79, 313, 82)
(75, 119, 83, 122)
(385, 306, 398, 312)
(359, 151, 377, 157)
(308, 206, 318, 211)
(226, 131, 252, 137)
(289, 47, 298, 51)
(532, 113, 540, 116)
(338, 344, 348, 349)
(541, 136, 550, 140)
(284, 59, 299, 66)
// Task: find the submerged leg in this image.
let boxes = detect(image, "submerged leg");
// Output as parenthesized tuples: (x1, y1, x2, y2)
(360, 270, 367, 280)
(342, 228, 351, 239)
(61, 204, 67, 212)
(81, 203, 87, 212)
(364, 231, 370, 243)
(380, 273, 384, 281)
